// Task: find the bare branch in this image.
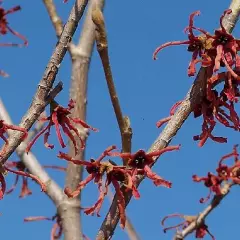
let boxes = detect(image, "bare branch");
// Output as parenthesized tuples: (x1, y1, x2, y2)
(62, 1, 105, 240)
(24, 81, 63, 143)
(42, 0, 63, 38)
(173, 183, 234, 240)
(96, 1, 240, 239)
(92, 7, 132, 158)
(0, 98, 64, 205)
(0, 0, 89, 166)
(66, 0, 104, 197)
(25, 111, 46, 144)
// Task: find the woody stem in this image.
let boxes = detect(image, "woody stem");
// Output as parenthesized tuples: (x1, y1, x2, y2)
(92, 6, 132, 162)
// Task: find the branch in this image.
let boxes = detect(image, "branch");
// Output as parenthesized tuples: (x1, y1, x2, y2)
(0, 98, 64, 206)
(66, 0, 105, 193)
(95, 1, 240, 239)
(107, 190, 140, 240)
(92, 7, 132, 158)
(0, 0, 89, 166)
(42, 0, 63, 38)
(174, 183, 234, 240)
(62, 1, 105, 240)
(24, 111, 46, 144)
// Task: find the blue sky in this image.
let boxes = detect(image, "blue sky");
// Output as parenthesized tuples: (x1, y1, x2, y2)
(0, 0, 239, 239)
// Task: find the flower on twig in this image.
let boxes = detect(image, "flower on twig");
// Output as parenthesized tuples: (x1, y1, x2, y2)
(161, 213, 215, 239)
(107, 146, 180, 188)
(58, 146, 129, 228)
(26, 100, 98, 155)
(192, 173, 222, 203)
(216, 144, 240, 184)
(58, 145, 180, 228)
(0, 159, 46, 200)
(0, 2, 28, 76)
(4, 160, 47, 198)
(153, 11, 206, 77)
(0, 3, 28, 46)
(4, 161, 46, 198)
(155, 9, 240, 147)
(193, 145, 240, 203)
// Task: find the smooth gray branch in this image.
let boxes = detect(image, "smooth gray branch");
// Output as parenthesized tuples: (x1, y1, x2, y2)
(63, 1, 105, 240)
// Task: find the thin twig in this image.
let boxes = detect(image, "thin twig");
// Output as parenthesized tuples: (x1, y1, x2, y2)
(92, 7, 132, 160)
(173, 183, 234, 240)
(0, 0, 89, 166)
(0, 98, 64, 205)
(42, 0, 63, 38)
(95, 1, 240, 239)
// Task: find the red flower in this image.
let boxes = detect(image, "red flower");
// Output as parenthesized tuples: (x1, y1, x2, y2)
(192, 88, 238, 146)
(107, 146, 180, 188)
(153, 11, 206, 77)
(192, 93, 227, 147)
(196, 223, 215, 240)
(58, 146, 130, 228)
(154, 10, 240, 147)
(204, 10, 239, 73)
(59, 145, 180, 228)
(0, 3, 28, 46)
(0, 120, 28, 156)
(26, 100, 98, 155)
(4, 160, 46, 198)
(59, 146, 117, 198)
(154, 9, 240, 78)
(193, 173, 222, 203)
(216, 145, 240, 184)
(161, 213, 215, 239)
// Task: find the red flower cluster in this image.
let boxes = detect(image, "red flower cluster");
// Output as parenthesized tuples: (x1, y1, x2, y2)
(154, 10, 240, 146)
(0, 2, 28, 76)
(193, 145, 239, 203)
(161, 214, 215, 240)
(58, 145, 180, 228)
(5, 161, 32, 198)
(0, 3, 28, 46)
(0, 160, 46, 199)
(4, 161, 62, 198)
(26, 100, 98, 155)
